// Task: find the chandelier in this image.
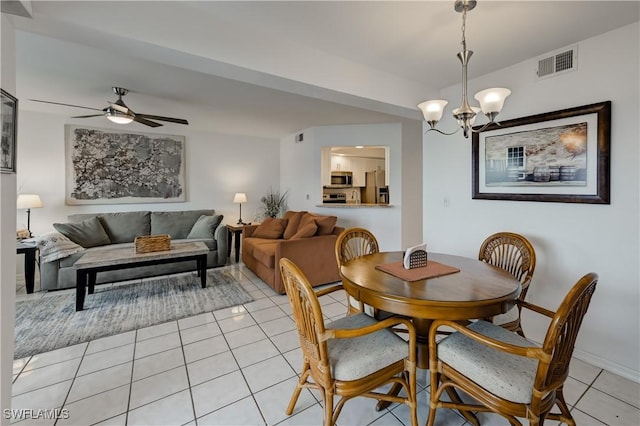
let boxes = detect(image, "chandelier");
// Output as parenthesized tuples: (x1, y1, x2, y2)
(418, 0, 511, 138)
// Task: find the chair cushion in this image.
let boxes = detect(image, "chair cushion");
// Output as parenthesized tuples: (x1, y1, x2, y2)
(326, 313, 408, 381)
(53, 217, 111, 248)
(492, 305, 520, 326)
(437, 320, 539, 404)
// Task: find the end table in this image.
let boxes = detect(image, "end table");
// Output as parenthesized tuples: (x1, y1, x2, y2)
(226, 223, 247, 263)
(17, 241, 38, 293)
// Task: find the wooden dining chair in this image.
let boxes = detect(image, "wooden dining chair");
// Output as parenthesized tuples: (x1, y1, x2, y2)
(478, 232, 536, 336)
(427, 272, 598, 426)
(335, 227, 380, 315)
(279, 257, 418, 426)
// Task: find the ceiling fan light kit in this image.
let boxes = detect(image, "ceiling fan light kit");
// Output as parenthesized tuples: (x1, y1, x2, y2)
(106, 108, 134, 124)
(418, 0, 511, 138)
(31, 86, 189, 128)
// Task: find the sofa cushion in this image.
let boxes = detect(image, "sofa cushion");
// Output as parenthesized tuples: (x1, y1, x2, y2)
(252, 240, 278, 268)
(298, 213, 337, 236)
(100, 211, 150, 243)
(54, 217, 111, 248)
(291, 221, 318, 239)
(187, 214, 223, 239)
(310, 214, 338, 235)
(253, 218, 288, 239)
(69, 211, 151, 243)
(151, 210, 215, 239)
(282, 211, 307, 240)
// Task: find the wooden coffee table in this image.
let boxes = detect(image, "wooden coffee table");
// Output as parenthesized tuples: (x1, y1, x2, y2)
(74, 241, 209, 311)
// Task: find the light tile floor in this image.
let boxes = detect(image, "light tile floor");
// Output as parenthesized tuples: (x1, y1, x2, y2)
(11, 263, 640, 425)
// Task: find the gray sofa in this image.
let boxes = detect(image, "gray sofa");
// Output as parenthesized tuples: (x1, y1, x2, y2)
(41, 209, 228, 291)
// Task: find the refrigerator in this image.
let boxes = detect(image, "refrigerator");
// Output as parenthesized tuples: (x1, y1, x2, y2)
(363, 170, 388, 204)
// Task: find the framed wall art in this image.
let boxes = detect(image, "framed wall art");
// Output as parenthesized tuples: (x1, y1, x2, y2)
(1, 89, 18, 173)
(472, 101, 611, 204)
(65, 125, 186, 205)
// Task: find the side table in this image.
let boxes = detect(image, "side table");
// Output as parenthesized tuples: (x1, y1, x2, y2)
(226, 224, 248, 263)
(17, 241, 38, 294)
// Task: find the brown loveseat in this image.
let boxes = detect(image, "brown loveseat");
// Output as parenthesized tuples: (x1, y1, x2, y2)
(242, 211, 344, 294)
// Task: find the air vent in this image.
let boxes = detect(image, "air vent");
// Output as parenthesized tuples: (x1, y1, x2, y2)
(295, 133, 304, 143)
(537, 45, 578, 79)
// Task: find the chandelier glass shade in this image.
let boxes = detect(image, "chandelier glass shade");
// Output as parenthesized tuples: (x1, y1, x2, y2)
(418, 0, 511, 138)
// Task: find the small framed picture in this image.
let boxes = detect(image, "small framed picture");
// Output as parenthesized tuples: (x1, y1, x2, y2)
(1, 89, 18, 173)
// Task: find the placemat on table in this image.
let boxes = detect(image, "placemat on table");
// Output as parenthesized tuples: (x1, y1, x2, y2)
(375, 260, 460, 282)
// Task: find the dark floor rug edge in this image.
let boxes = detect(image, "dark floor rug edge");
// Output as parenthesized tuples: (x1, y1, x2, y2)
(14, 269, 253, 359)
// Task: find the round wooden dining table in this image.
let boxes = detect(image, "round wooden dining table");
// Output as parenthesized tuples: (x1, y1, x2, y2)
(339, 251, 521, 370)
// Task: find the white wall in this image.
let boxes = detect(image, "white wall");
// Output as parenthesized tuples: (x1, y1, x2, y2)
(423, 23, 639, 381)
(16, 111, 281, 236)
(280, 121, 423, 251)
(0, 13, 17, 425)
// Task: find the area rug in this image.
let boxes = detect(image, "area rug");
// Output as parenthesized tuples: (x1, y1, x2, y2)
(14, 269, 253, 359)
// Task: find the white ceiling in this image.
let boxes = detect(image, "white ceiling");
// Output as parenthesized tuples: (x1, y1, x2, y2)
(8, 1, 639, 139)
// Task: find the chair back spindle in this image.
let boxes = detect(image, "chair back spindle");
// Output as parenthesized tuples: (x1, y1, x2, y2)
(539, 273, 598, 389)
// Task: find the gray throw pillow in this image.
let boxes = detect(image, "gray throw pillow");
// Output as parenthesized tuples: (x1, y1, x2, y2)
(187, 215, 223, 239)
(53, 217, 111, 248)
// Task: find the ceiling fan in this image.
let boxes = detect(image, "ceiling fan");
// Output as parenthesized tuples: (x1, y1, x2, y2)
(30, 87, 189, 128)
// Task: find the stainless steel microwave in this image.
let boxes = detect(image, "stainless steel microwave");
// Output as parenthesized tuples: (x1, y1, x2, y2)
(330, 171, 353, 187)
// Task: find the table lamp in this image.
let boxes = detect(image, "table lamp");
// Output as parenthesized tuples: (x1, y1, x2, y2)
(233, 192, 248, 225)
(17, 194, 43, 237)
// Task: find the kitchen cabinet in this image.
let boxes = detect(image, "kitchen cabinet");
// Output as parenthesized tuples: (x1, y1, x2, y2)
(331, 155, 385, 187)
(331, 155, 351, 172)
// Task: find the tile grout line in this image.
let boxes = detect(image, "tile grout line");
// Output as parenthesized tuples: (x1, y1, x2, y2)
(54, 342, 90, 426)
(179, 314, 205, 426)
(122, 328, 138, 426)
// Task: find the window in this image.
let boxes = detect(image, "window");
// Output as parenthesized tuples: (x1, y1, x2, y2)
(506, 146, 525, 168)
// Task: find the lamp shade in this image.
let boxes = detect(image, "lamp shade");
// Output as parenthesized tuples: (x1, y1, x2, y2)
(474, 88, 511, 114)
(233, 193, 247, 204)
(17, 194, 43, 209)
(418, 100, 448, 122)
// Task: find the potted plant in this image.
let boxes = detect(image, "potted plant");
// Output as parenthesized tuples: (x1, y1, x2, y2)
(259, 188, 288, 219)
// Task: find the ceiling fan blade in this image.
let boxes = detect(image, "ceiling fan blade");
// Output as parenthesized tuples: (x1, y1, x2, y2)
(30, 99, 103, 111)
(71, 114, 105, 118)
(133, 115, 163, 128)
(135, 114, 189, 125)
(110, 102, 129, 114)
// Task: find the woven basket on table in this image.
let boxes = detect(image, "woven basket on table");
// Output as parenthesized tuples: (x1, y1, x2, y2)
(135, 234, 171, 254)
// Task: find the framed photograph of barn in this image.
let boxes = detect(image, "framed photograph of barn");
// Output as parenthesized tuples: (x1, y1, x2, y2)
(65, 125, 186, 205)
(1, 89, 18, 173)
(472, 101, 610, 204)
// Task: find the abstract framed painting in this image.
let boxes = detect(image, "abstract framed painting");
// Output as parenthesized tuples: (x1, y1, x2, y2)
(472, 101, 611, 204)
(1, 89, 18, 173)
(65, 125, 186, 205)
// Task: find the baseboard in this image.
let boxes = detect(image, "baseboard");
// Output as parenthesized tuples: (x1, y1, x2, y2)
(527, 336, 639, 384)
(572, 347, 640, 383)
